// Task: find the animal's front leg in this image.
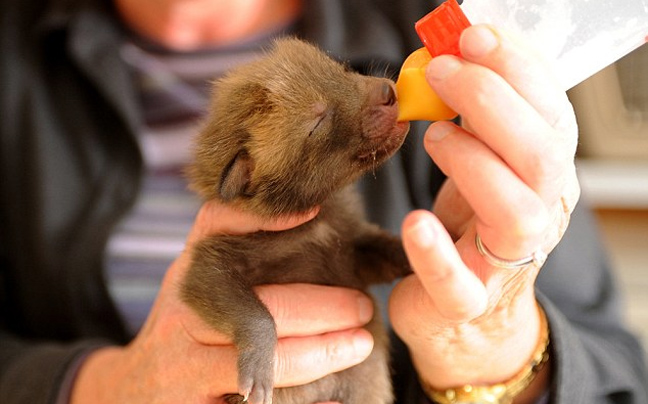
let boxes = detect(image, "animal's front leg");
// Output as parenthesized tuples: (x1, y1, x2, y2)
(181, 237, 276, 404)
(353, 224, 412, 285)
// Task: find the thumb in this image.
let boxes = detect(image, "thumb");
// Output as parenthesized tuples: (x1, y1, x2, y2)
(188, 200, 319, 245)
(401, 210, 488, 322)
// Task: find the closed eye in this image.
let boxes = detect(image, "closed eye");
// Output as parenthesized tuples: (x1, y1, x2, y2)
(308, 111, 328, 137)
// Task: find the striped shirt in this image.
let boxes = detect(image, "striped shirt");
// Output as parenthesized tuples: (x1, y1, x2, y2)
(105, 30, 286, 335)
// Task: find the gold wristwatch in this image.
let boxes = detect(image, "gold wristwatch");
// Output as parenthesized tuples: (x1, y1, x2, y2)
(424, 306, 550, 404)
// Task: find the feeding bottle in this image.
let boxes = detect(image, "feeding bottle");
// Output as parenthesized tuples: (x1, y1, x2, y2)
(396, 0, 648, 122)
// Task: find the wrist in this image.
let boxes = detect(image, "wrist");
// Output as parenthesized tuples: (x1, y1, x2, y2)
(421, 303, 551, 404)
(413, 290, 541, 388)
(70, 346, 127, 404)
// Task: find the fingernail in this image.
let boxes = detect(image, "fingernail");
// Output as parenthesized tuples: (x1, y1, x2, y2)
(461, 25, 499, 59)
(426, 121, 455, 143)
(357, 295, 374, 323)
(408, 218, 437, 249)
(352, 330, 374, 359)
(426, 55, 462, 81)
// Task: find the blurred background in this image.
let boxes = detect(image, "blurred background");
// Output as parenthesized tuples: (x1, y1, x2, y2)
(569, 42, 648, 357)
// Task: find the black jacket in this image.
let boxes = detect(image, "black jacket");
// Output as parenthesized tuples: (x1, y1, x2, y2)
(1, 0, 647, 403)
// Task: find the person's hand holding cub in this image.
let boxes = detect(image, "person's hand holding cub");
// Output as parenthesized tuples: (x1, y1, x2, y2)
(71, 202, 370, 403)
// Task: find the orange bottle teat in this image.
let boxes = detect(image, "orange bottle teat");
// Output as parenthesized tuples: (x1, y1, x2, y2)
(396, 0, 468, 122)
(395, 48, 457, 122)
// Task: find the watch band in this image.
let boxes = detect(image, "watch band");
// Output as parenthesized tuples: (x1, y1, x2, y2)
(423, 305, 550, 404)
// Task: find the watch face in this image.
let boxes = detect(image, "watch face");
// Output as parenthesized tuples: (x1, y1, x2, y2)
(456, 400, 499, 404)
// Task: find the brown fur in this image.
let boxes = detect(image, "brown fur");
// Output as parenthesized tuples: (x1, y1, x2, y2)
(182, 38, 411, 404)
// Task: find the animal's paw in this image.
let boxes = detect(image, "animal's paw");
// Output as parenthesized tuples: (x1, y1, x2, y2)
(237, 376, 273, 404)
(224, 394, 246, 404)
(224, 392, 273, 404)
(236, 348, 275, 404)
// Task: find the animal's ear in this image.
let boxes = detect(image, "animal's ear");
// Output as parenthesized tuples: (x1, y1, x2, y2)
(235, 83, 273, 116)
(220, 149, 254, 201)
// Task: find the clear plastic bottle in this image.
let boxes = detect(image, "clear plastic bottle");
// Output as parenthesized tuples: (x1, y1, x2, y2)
(419, 0, 648, 90)
(397, 0, 648, 121)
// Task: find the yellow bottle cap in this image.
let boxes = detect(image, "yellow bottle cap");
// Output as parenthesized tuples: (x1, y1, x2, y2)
(396, 47, 458, 122)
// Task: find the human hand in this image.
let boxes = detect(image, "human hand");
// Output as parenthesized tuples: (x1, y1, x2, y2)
(389, 24, 579, 400)
(71, 201, 371, 403)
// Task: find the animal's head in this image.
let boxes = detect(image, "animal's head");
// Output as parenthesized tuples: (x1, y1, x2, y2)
(188, 38, 410, 216)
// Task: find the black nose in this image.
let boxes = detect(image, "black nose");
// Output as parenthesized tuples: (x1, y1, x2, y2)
(381, 83, 396, 106)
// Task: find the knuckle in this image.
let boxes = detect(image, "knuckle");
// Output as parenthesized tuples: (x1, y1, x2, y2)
(551, 101, 578, 136)
(563, 172, 581, 211)
(505, 198, 550, 244)
(324, 337, 346, 362)
(273, 349, 292, 382)
(524, 143, 564, 187)
(256, 286, 289, 325)
(437, 301, 480, 322)
(469, 74, 498, 111)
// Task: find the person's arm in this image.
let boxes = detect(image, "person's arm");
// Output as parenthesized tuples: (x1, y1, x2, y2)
(387, 23, 641, 404)
(0, 331, 110, 404)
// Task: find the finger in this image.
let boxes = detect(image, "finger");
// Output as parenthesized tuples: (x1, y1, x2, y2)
(426, 34, 575, 202)
(188, 200, 319, 243)
(425, 122, 549, 258)
(431, 179, 473, 240)
(274, 328, 374, 387)
(460, 25, 579, 203)
(426, 54, 570, 201)
(180, 284, 374, 345)
(460, 24, 576, 133)
(193, 329, 373, 394)
(179, 312, 372, 396)
(256, 284, 374, 338)
(194, 329, 373, 394)
(401, 210, 487, 321)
